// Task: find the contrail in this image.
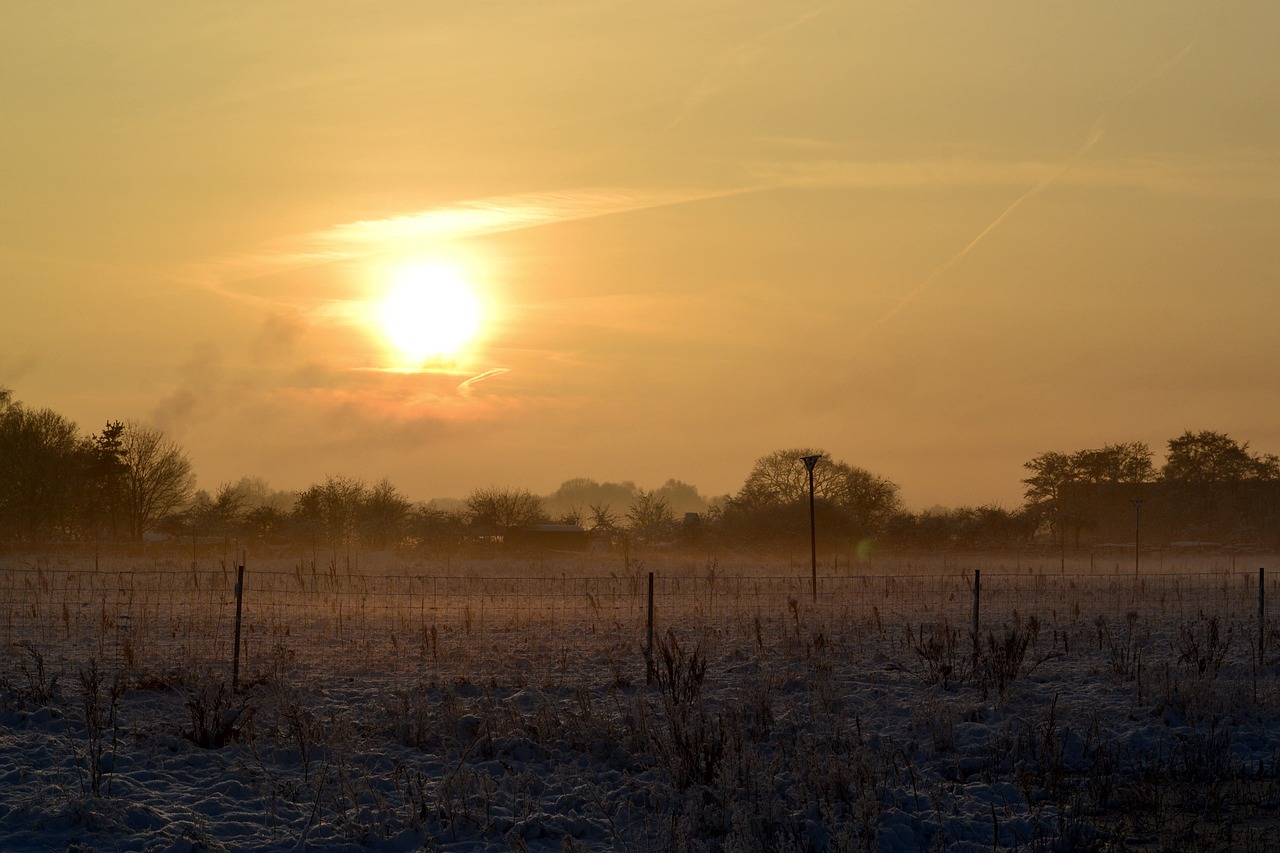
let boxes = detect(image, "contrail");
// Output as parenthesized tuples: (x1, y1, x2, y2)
(666, 6, 828, 132)
(1120, 36, 1199, 99)
(457, 367, 510, 395)
(862, 37, 1198, 338)
(861, 119, 1108, 337)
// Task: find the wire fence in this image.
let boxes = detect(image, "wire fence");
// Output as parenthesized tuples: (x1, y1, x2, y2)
(3, 557, 1276, 688)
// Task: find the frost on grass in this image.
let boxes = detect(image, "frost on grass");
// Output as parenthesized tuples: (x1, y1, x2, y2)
(3, 555, 1280, 851)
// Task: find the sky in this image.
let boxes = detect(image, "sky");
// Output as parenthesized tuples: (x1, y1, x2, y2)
(2, 1, 1278, 510)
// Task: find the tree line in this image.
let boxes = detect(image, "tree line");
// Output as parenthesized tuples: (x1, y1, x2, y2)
(2, 389, 1277, 553)
(0, 391, 194, 544)
(1022, 433, 1280, 548)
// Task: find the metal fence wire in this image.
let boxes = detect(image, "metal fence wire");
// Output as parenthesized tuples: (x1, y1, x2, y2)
(2, 562, 1275, 684)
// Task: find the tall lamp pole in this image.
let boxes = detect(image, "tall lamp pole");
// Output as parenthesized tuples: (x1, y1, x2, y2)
(1132, 499, 1144, 576)
(802, 454, 821, 601)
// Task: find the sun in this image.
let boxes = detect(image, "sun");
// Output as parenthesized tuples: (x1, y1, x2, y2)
(376, 260, 484, 365)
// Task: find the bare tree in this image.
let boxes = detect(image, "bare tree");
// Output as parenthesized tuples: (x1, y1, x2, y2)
(464, 486, 547, 534)
(625, 489, 676, 545)
(119, 422, 195, 541)
(360, 477, 411, 549)
(187, 482, 249, 537)
(293, 475, 368, 562)
(588, 502, 620, 533)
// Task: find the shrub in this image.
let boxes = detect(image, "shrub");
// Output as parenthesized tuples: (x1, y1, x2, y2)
(184, 669, 254, 749)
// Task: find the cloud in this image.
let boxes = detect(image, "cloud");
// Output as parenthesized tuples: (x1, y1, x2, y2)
(0, 354, 38, 390)
(150, 343, 227, 437)
(250, 310, 307, 364)
(743, 149, 1280, 200)
(204, 185, 762, 294)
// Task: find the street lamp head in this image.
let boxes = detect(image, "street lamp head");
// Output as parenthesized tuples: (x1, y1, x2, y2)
(801, 454, 821, 473)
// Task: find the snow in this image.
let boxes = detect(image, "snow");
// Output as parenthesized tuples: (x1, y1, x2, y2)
(3, 555, 1280, 850)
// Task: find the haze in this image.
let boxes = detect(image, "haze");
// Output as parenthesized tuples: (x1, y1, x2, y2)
(3, 2, 1277, 508)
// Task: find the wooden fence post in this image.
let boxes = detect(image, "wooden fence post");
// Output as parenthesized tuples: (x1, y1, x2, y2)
(645, 571, 655, 684)
(232, 562, 245, 691)
(1259, 566, 1266, 665)
(972, 569, 981, 671)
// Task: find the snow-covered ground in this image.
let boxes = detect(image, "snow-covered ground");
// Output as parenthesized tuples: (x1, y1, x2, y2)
(3, 555, 1280, 851)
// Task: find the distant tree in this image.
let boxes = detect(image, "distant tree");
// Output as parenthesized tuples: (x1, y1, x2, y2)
(187, 482, 248, 537)
(544, 478, 638, 520)
(1022, 451, 1076, 510)
(244, 504, 288, 542)
(203, 477, 294, 544)
(408, 502, 467, 551)
(1021, 435, 1280, 546)
(887, 504, 1034, 550)
(293, 475, 367, 560)
(724, 448, 901, 547)
(625, 489, 676, 545)
(464, 486, 547, 534)
(885, 507, 946, 549)
(732, 448, 842, 509)
(554, 504, 586, 527)
(82, 421, 128, 540)
(118, 422, 196, 541)
(652, 478, 709, 515)
(1023, 443, 1154, 546)
(588, 502, 621, 533)
(826, 464, 903, 534)
(1161, 430, 1279, 541)
(1073, 442, 1155, 485)
(360, 477, 411, 549)
(1163, 430, 1275, 483)
(0, 397, 85, 542)
(950, 505, 1035, 549)
(232, 475, 296, 514)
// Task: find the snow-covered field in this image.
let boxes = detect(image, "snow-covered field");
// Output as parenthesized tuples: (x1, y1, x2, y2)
(3, 553, 1280, 851)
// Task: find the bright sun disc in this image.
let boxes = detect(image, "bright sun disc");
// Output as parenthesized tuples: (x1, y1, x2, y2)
(378, 261, 483, 363)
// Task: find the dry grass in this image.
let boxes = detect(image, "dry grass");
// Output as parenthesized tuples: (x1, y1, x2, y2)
(3, 548, 1280, 849)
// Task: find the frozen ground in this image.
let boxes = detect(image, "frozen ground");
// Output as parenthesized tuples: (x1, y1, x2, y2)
(3, 556, 1280, 851)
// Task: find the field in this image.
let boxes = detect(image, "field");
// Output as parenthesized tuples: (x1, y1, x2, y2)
(3, 549, 1280, 851)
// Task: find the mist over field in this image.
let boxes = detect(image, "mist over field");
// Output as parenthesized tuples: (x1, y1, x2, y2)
(4, 385, 1279, 556)
(6, 388, 1280, 849)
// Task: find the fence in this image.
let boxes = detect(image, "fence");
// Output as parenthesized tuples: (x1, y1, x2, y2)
(2, 560, 1275, 686)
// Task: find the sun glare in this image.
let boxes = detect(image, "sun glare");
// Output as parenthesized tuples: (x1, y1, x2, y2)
(377, 260, 484, 366)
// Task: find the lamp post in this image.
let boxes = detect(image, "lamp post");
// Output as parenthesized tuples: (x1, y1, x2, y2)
(802, 454, 821, 601)
(1131, 499, 1144, 576)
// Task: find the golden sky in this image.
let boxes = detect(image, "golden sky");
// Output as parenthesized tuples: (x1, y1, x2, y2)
(3, 1, 1277, 508)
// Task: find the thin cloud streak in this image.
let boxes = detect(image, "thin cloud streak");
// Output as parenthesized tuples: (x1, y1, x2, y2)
(206, 185, 765, 291)
(666, 6, 828, 131)
(860, 36, 1202, 339)
(861, 121, 1109, 338)
(458, 368, 510, 396)
(767, 153, 1280, 200)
